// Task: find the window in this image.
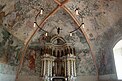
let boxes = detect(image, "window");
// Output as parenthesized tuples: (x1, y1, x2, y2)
(113, 40, 122, 80)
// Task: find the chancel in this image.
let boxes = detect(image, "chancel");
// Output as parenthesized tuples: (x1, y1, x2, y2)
(0, 0, 122, 81)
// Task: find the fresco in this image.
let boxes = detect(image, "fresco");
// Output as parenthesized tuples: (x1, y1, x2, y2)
(96, 48, 114, 75)
(0, 28, 23, 66)
(0, 0, 121, 78)
(20, 31, 96, 76)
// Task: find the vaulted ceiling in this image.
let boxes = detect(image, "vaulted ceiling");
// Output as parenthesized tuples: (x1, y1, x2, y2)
(1, 0, 121, 44)
(0, 0, 122, 78)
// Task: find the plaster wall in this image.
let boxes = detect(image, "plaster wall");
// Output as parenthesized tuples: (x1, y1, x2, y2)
(76, 74, 117, 81)
(0, 0, 122, 81)
(99, 74, 117, 81)
(0, 73, 41, 81)
(0, 64, 16, 81)
(76, 76, 97, 81)
(0, 73, 15, 81)
(17, 76, 40, 81)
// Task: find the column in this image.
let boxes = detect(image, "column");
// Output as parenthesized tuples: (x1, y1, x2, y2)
(73, 61, 76, 76)
(53, 61, 55, 76)
(68, 60, 70, 77)
(58, 61, 60, 75)
(50, 61, 52, 76)
(71, 60, 74, 76)
(46, 60, 48, 75)
(52, 61, 55, 76)
(70, 60, 72, 76)
(60, 60, 62, 76)
(56, 61, 57, 76)
(73, 61, 74, 76)
(48, 60, 50, 76)
(54, 61, 56, 76)
(67, 60, 69, 76)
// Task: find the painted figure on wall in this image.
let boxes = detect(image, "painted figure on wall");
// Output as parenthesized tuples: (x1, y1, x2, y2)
(98, 48, 108, 74)
(28, 50, 36, 70)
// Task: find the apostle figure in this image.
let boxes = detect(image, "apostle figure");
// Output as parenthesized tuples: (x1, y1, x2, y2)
(28, 50, 36, 70)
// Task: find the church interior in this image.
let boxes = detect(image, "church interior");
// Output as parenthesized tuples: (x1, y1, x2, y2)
(0, 0, 122, 81)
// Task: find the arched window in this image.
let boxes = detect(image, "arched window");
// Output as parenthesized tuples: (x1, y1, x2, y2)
(113, 40, 122, 80)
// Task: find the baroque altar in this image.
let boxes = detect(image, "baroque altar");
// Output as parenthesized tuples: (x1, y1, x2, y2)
(40, 35, 76, 81)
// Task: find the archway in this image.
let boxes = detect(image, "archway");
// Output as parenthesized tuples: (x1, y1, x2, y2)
(113, 40, 122, 80)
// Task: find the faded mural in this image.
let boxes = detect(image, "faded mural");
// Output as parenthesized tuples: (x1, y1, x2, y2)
(0, 0, 121, 80)
(0, 28, 23, 65)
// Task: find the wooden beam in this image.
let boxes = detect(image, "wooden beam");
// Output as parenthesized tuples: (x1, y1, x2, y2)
(54, 0, 99, 80)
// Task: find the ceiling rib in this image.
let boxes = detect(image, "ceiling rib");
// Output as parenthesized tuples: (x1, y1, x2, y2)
(15, 6, 61, 81)
(15, 1, 69, 80)
(54, 0, 99, 80)
(15, 0, 99, 80)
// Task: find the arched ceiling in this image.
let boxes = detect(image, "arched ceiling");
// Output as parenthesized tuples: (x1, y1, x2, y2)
(0, 0, 121, 44)
(0, 0, 122, 79)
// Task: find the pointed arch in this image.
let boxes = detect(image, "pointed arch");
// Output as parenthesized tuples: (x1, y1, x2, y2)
(50, 35, 66, 45)
(16, 0, 98, 80)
